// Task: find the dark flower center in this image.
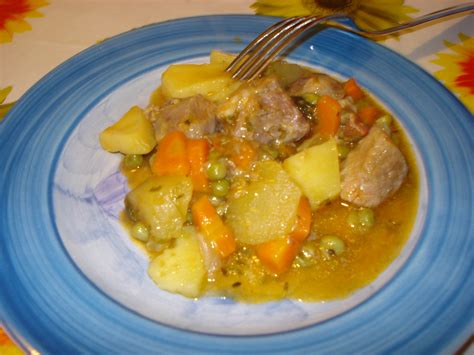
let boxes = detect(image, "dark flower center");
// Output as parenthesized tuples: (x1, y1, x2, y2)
(303, 0, 360, 14)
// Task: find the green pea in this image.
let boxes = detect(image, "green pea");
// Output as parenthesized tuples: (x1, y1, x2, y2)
(359, 208, 375, 228)
(131, 222, 149, 242)
(347, 208, 375, 231)
(208, 150, 222, 161)
(123, 154, 143, 169)
(302, 92, 320, 105)
(211, 179, 230, 197)
(207, 160, 227, 180)
(319, 235, 345, 257)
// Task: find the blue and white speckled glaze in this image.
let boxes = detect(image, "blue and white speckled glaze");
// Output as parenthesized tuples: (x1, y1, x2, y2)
(0, 15, 472, 354)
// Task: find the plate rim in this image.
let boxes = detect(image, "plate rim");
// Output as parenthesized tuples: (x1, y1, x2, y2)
(0, 14, 472, 354)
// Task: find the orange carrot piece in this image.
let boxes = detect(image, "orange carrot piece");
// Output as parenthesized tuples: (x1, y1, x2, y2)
(255, 236, 300, 275)
(187, 139, 210, 192)
(344, 78, 364, 101)
(289, 196, 312, 243)
(192, 195, 236, 258)
(152, 131, 190, 176)
(231, 139, 256, 170)
(256, 197, 312, 274)
(358, 106, 380, 126)
(316, 95, 342, 137)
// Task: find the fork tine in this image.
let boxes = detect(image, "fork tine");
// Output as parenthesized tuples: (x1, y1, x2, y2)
(231, 17, 312, 80)
(236, 16, 320, 81)
(228, 14, 344, 81)
(225, 17, 299, 73)
(227, 18, 308, 80)
(233, 18, 312, 79)
(227, 3, 474, 82)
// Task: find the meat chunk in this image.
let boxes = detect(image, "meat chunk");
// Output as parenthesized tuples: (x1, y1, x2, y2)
(340, 112, 369, 141)
(340, 126, 408, 207)
(217, 76, 310, 144)
(287, 73, 345, 100)
(146, 95, 216, 140)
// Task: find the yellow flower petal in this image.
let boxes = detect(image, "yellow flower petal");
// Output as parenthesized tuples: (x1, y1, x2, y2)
(359, 3, 417, 23)
(251, 0, 418, 34)
(0, 0, 49, 44)
(354, 9, 396, 31)
(29, 0, 49, 7)
(0, 86, 13, 104)
(0, 344, 23, 355)
(431, 33, 474, 113)
(0, 30, 13, 43)
(25, 10, 45, 18)
(5, 19, 32, 34)
(251, 0, 310, 16)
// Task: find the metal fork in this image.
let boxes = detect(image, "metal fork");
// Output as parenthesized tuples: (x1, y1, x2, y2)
(227, 3, 474, 81)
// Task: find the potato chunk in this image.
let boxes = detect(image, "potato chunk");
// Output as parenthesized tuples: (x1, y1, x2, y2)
(125, 176, 193, 241)
(209, 50, 236, 66)
(99, 106, 156, 154)
(161, 63, 240, 102)
(148, 227, 206, 298)
(283, 138, 341, 209)
(226, 161, 301, 245)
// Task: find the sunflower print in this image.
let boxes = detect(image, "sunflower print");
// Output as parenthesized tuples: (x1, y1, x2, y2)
(431, 33, 474, 113)
(0, 0, 49, 43)
(0, 86, 15, 120)
(251, 0, 418, 32)
(0, 328, 22, 355)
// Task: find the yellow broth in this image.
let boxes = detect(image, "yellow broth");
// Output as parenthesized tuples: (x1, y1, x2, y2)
(116, 61, 419, 303)
(121, 123, 418, 303)
(208, 129, 418, 302)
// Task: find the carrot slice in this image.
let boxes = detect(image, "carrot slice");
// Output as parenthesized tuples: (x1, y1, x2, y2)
(256, 197, 312, 274)
(152, 131, 190, 176)
(192, 195, 236, 258)
(187, 138, 209, 192)
(255, 236, 300, 275)
(344, 78, 364, 101)
(316, 95, 341, 137)
(289, 196, 312, 242)
(358, 106, 380, 126)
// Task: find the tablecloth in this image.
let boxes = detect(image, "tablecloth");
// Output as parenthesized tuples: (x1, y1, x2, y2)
(0, 0, 473, 353)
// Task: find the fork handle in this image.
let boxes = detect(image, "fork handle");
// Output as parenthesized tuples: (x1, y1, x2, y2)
(362, 2, 474, 36)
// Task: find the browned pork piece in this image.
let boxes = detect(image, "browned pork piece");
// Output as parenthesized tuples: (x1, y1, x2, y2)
(340, 126, 408, 208)
(146, 94, 216, 140)
(341, 111, 369, 141)
(217, 76, 310, 144)
(287, 73, 345, 100)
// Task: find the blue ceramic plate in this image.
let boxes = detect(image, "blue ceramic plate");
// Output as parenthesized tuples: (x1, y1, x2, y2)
(0, 15, 472, 354)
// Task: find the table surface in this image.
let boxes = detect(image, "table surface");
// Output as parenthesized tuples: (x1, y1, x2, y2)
(0, 0, 473, 353)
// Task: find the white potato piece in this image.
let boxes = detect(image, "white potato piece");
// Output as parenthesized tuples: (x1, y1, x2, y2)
(226, 161, 301, 245)
(209, 50, 237, 66)
(125, 176, 193, 241)
(283, 138, 341, 209)
(161, 63, 240, 102)
(148, 227, 206, 298)
(99, 106, 156, 154)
